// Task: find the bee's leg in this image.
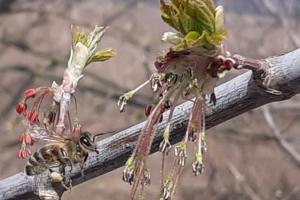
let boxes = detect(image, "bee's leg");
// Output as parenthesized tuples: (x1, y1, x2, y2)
(61, 176, 72, 192)
(80, 154, 88, 177)
(63, 158, 73, 173)
(59, 165, 72, 192)
(209, 92, 216, 106)
(58, 148, 73, 173)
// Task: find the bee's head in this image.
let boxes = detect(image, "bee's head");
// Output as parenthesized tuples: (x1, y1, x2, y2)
(79, 132, 99, 154)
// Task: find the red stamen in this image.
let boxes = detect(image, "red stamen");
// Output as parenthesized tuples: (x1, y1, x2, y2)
(145, 105, 153, 117)
(19, 132, 26, 142)
(24, 88, 37, 99)
(224, 60, 234, 70)
(47, 111, 56, 124)
(18, 148, 31, 159)
(28, 111, 39, 123)
(16, 102, 27, 114)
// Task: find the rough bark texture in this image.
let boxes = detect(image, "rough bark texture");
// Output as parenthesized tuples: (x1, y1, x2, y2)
(1, 49, 300, 200)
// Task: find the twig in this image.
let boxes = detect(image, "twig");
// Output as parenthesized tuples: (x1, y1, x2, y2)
(227, 162, 262, 200)
(1, 49, 300, 199)
(262, 105, 300, 165)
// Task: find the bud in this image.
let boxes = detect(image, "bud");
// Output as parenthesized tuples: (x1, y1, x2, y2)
(122, 156, 136, 185)
(161, 32, 183, 45)
(19, 133, 35, 145)
(16, 102, 27, 114)
(224, 58, 235, 70)
(47, 111, 56, 124)
(28, 111, 39, 123)
(24, 88, 37, 98)
(18, 148, 31, 159)
(154, 60, 167, 73)
(145, 104, 153, 117)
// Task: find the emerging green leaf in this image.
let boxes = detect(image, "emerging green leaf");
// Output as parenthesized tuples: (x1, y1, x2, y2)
(160, 0, 227, 49)
(87, 49, 116, 64)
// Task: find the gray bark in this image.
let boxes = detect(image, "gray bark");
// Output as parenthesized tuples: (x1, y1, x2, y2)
(1, 49, 300, 200)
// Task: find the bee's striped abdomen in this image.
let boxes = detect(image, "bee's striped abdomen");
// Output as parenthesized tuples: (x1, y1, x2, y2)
(25, 153, 48, 175)
(25, 145, 71, 176)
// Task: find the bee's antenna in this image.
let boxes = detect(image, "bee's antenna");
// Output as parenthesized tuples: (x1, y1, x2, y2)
(92, 131, 116, 142)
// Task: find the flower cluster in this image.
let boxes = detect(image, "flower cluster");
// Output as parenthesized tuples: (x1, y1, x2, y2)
(117, 0, 238, 199)
(15, 26, 115, 159)
(16, 87, 53, 158)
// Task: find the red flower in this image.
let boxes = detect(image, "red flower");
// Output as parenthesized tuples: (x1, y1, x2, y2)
(28, 111, 39, 123)
(24, 88, 37, 98)
(16, 102, 27, 114)
(18, 148, 31, 159)
(19, 133, 35, 145)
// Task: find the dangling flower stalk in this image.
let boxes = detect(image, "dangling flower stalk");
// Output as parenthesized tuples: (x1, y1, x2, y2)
(118, 0, 241, 199)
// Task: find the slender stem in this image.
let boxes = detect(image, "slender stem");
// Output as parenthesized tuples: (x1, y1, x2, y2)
(160, 86, 185, 190)
(67, 111, 72, 134)
(130, 93, 168, 199)
(131, 79, 150, 94)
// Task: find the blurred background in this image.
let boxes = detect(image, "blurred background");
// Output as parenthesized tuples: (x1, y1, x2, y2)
(0, 0, 300, 199)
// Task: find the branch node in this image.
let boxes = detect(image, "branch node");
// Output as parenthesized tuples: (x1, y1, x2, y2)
(232, 54, 282, 95)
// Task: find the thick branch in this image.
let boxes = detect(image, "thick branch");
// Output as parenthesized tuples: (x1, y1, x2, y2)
(1, 49, 300, 199)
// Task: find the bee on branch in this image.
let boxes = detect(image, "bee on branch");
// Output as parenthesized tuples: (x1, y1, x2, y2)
(25, 129, 103, 189)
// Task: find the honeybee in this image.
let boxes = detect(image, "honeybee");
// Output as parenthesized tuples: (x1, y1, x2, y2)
(25, 130, 102, 188)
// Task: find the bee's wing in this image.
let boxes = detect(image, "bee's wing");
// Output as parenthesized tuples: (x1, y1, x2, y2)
(27, 122, 68, 143)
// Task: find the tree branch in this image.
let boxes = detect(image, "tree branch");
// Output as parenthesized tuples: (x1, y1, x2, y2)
(1, 48, 300, 199)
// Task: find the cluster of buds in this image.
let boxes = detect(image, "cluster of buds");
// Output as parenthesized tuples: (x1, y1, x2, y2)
(15, 87, 55, 158)
(16, 88, 54, 122)
(18, 132, 34, 159)
(16, 89, 36, 115)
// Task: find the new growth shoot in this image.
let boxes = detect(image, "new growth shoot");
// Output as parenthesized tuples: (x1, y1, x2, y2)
(118, 0, 239, 199)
